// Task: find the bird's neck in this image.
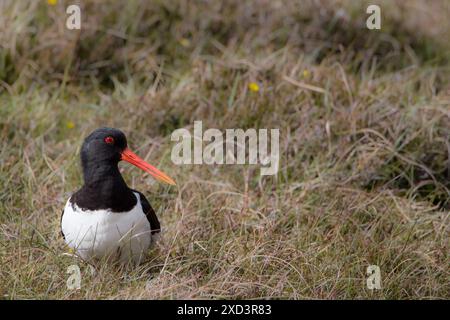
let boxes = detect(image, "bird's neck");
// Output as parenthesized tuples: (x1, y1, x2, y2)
(74, 161, 137, 212)
(83, 161, 125, 188)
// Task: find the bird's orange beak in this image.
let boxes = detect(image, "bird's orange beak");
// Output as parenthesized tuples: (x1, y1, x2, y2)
(121, 148, 176, 186)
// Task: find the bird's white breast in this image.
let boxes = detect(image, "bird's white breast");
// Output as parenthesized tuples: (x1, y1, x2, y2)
(61, 192, 152, 264)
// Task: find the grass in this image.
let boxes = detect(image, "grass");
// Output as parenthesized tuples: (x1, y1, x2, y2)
(0, 0, 449, 299)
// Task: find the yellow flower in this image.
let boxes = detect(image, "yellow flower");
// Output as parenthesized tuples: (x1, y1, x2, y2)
(302, 70, 311, 78)
(47, 0, 58, 5)
(248, 82, 260, 92)
(67, 247, 75, 254)
(179, 38, 191, 47)
(66, 121, 75, 129)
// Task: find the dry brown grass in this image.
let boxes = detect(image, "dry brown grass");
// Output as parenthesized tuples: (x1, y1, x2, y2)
(0, 0, 449, 299)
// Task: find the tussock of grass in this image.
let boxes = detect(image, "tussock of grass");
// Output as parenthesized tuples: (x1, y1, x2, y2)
(0, 0, 449, 299)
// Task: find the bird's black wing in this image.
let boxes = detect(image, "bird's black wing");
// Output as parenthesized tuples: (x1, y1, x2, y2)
(132, 189, 161, 235)
(60, 209, 65, 240)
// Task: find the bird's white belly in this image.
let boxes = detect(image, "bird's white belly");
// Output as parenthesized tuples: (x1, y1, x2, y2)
(61, 193, 151, 264)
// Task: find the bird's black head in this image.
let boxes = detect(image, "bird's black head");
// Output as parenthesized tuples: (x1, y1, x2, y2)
(81, 127, 128, 167)
(80, 127, 176, 186)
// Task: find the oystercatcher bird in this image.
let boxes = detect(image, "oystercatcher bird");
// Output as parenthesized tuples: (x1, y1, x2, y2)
(61, 127, 175, 265)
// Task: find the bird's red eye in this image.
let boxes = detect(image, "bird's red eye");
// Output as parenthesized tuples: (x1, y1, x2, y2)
(104, 136, 114, 144)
